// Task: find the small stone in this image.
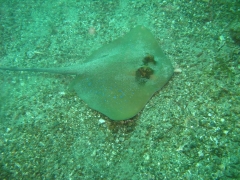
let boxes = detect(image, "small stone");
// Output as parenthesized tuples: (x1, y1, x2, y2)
(98, 118, 105, 124)
(198, 150, 204, 157)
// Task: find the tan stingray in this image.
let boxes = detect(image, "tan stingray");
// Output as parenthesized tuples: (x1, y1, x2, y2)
(0, 26, 173, 120)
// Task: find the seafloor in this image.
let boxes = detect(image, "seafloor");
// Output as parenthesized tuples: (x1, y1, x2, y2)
(0, 0, 239, 179)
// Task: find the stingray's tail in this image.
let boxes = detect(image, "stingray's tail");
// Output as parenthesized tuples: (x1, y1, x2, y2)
(0, 67, 78, 75)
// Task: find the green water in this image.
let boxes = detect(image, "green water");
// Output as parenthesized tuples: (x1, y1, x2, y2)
(0, 0, 239, 179)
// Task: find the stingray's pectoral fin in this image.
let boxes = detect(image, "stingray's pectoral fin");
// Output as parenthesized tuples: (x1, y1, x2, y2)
(69, 75, 84, 91)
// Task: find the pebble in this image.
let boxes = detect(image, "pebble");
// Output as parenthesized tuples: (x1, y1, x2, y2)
(98, 118, 106, 124)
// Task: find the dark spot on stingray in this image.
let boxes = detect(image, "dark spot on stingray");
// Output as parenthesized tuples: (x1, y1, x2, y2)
(143, 54, 156, 65)
(135, 66, 154, 85)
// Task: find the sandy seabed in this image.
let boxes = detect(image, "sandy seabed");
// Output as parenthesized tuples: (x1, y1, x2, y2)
(0, 0, 239, 179)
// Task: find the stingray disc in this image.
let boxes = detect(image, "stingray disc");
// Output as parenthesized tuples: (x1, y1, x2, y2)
(72, 26, 173, 120)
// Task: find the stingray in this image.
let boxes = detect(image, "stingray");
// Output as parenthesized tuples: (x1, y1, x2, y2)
(0, 26, 173, 120)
